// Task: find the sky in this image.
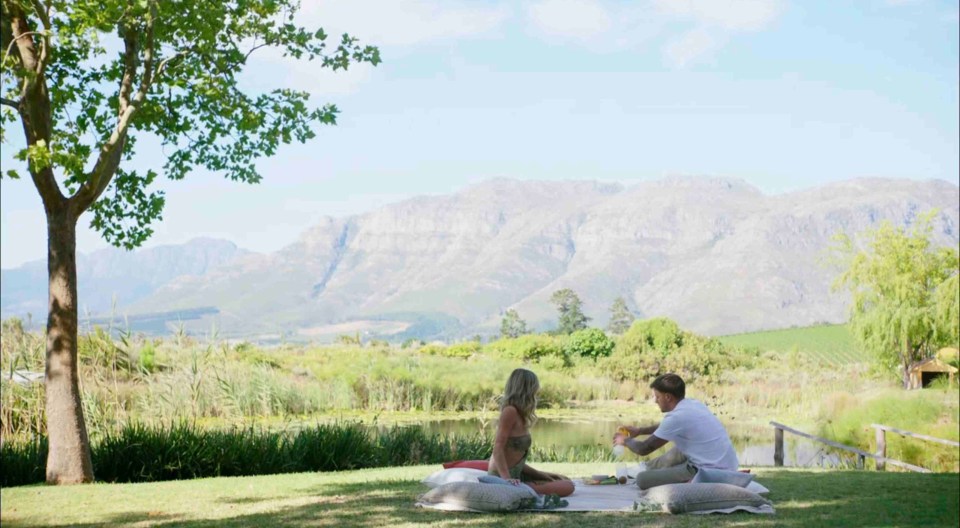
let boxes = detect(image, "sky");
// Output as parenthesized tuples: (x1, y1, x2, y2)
(2, 0, 958, 269)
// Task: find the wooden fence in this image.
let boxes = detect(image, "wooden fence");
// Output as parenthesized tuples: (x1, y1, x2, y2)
(769, 421, 958, 473)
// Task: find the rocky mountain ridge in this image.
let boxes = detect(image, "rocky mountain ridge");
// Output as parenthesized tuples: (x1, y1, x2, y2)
(2, 177, 957, 340)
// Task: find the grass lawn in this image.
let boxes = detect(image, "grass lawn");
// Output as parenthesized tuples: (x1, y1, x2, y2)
(2, 463, 958, 527)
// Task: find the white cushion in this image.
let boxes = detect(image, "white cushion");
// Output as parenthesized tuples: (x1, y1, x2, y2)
(691, 467, 755, 488)
(745, 481, 769, 494)
(637, 482, 773, 515)
(421, 468, 488, 489)
(416, 481, 538, 512)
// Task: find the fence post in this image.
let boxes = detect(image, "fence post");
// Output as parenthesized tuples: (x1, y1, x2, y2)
(875, 426, 886, 471)
(774, 426, 784, 467)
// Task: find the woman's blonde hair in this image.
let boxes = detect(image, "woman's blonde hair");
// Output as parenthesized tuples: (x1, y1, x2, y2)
(501, 368, 539, 427)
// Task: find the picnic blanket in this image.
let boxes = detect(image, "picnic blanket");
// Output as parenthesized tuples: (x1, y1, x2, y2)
(521, 479, 638, 512)
(417, 473, 773, 514)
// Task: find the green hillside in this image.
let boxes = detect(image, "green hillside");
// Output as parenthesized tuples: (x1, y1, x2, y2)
(718, 324, 868, 365)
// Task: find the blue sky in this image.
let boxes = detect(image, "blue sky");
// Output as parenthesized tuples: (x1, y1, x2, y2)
(2, 0, 958, 268)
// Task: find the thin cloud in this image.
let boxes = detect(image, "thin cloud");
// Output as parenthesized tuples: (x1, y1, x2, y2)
(525, 0, 613, 40)
(653, 0, 785, 68)
(299, 0, 511, 47)
(652, 0, 786, 31)
(663, 28, 724, 69)
(247, 1, 511, 96)
(520, 0, 786, 68)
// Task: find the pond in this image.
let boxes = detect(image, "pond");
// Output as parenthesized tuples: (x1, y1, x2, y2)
(401, 417, 846, 468)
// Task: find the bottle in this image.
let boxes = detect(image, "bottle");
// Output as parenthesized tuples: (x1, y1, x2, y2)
(612, 426, 630, 458)
(615, 463, 628, 484)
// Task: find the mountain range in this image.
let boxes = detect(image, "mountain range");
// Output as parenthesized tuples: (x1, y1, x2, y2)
(2, 176, 957, 341)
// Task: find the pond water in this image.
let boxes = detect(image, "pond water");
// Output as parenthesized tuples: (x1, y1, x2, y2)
(401, 417, 846, 468)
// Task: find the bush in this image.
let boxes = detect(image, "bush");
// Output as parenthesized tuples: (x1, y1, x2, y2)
(601, 318, 751, 381)
(444, 341, 481, 358)
(484, 334, 567, 362)
(564, 328, 615, 359)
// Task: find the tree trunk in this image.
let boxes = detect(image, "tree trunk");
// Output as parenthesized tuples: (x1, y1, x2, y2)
(901, 357, 911, 390)
(44, 209, 94, 484)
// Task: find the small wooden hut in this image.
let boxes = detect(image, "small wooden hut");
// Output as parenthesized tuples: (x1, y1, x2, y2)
(906, 356, 958, 389)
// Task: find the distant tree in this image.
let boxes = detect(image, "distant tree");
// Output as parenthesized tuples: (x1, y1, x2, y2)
(499, 309, 528, 339)
(606, 296, 635, 335)
(0, 0, 379, 484)
(550, 288, 590, 334)
(336, 333, 362, 346)
(830, 211, 959, 388)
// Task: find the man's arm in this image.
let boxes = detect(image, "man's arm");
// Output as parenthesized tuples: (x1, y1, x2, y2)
(620, 424, 659, 437)
(632, 424, 659, 436)
(625, 434, 668, 456)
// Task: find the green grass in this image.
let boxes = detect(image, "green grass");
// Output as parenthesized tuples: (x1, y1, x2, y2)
(2, 464, 957, 527)
(717, 324, 867, 366)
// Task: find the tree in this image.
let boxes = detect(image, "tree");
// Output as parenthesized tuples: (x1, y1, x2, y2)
(550, 288, 590, 334)
(0, 0, 379, 484)
(830, 211, 959, 388)
(499, 309, 528, 339)
(606, 296, 635, 335)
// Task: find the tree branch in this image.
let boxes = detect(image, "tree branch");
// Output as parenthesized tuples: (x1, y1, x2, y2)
(73, 2, 157, 213)
(0, 96, 19, 108)
(2, 29, 42, 66)
(6, 2, 63, 209)
(117, 27, 138, 117)
(28, 0, 50, 75)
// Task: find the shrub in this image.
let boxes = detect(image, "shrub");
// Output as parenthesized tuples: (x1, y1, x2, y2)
(445, 341, 481, 358)
(484, 334, 567, 362)
(565, 328, 615, 359)
(417, 343, 448, 356)
(601, 318, 751, 381)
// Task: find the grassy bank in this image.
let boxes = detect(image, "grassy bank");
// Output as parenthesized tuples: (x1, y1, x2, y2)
(2, 464, 957, 527)
(3, 319, 957, 473)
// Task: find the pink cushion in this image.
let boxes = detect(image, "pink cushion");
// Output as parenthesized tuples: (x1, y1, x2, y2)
(442, 460, 490, 471)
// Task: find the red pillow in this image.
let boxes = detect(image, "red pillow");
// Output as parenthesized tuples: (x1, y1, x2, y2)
(441, 460, 489, 471)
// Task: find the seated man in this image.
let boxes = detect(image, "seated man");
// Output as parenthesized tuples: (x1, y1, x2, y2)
(614, 373, 738, 490)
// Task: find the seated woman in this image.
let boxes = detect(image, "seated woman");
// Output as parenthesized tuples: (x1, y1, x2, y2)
(488, 368, 574, 497)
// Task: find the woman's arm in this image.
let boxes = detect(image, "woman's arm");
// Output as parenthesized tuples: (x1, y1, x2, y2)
(491, 406, 521, 481)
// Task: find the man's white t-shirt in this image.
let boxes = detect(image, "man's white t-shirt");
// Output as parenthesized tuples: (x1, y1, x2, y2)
(652, 398, 738, 470)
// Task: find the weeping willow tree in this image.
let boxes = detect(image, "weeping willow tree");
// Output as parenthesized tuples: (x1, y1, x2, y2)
(830, 210, 960, 388)
(0, 0, 379, 484)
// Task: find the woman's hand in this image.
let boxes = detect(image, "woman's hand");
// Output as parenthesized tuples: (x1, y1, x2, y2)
(507, 478, 521, 486)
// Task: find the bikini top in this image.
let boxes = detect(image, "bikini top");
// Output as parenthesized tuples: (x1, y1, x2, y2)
(506, 433, 532, 454)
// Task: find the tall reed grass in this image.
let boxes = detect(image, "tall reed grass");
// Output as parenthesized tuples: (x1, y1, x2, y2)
(1, 422, 492, 487)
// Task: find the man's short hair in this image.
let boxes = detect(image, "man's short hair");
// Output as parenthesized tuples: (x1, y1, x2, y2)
(650, 373, 685, 400)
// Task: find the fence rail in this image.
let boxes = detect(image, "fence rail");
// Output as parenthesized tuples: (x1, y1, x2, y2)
(769, 421, 930, 473)
(871, 423, 959, 471)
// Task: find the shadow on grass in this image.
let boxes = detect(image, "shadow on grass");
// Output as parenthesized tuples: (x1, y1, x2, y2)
(3, 511, 183, 528)
(3, 471, 958, 528)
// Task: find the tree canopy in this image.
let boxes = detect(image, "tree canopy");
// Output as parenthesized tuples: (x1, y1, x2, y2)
(830, 211, 959, 387)
(1, 0, 379, 484)
(499, 308, 528, 339)
(606, 296, 635, 335)
(1, 0, 380, 245)
(550, 288, 590, 335)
